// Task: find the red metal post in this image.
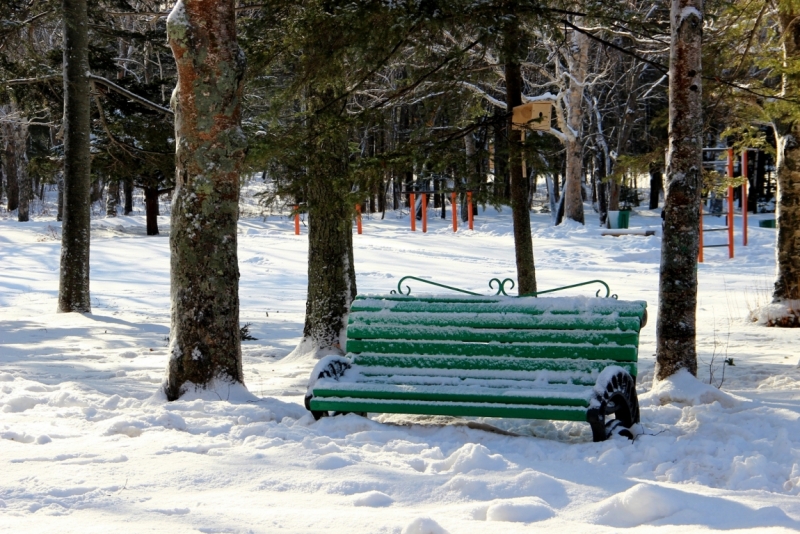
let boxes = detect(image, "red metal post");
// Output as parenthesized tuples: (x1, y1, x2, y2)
(356, 204, 362, 235)
(409, 193, 416, 232)
(467, 191, 474, 230)
(294, 205, 300, 235)
(742, 150, 748, 246)
(422, 192, 427, 233)
(451, 192, 457, 232)
(727, 148, 734, 259)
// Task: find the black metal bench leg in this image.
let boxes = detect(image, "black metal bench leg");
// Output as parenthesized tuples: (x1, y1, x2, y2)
(587, 369, 640, 442)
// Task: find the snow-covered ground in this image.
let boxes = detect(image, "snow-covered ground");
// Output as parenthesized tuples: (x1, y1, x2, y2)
(1, 187, 799, 533)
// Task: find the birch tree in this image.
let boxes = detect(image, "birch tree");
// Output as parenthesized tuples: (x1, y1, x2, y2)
(164, 0, 247, 400)
(656, 0, 703, 379)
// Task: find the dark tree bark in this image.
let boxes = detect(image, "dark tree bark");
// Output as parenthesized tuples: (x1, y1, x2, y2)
(649, 162, 663, 209)
(303, 168, 357, 354)
(164, 0, 247, 400)
(656, 0, 703, 379)
(58, 0, 92, 313)
(504, 18, 537, 295)
(16, 131, 30, 222)
(123, 177, 134, 215)
(144, 186, 159, 235)
(57, 173, 64, 221)
(3, 134, 19, 212)
(106, 180, 119, 217)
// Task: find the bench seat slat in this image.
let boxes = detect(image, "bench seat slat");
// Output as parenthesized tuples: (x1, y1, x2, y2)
(351, 353, 638, 377)
(313, 380, 592, 407)
(346, 339, 637, 361)
(308, 397, 589, 421)
(352, 296, 647, 318)
(349, 312, 642, 331)
(347, 324, 639, 346)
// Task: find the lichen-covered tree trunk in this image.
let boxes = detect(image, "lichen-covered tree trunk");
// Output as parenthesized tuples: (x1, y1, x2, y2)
(303, 173, 357, 354)
(656, 0, 703, 379)
(769, 7, 800, 326)
(504, 20, 537, 295)
(164, 0, 247, 400)
(58, 0, 92, 313)
(564, 29, 589, 224)
(300, 88, 358, 356)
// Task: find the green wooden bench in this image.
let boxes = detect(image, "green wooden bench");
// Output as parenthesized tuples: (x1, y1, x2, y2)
(304, 277, 647, 441)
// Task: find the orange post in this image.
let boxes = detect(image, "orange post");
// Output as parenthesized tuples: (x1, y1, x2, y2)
(451, 191, 457, 232)
(467, 191, 474, 230)
(742, 150, 748, 246)
(356, 204, 362, 235)
(409, 193, 416, 231)
(294, 205, 300, 235)
(727, 148, 734, 259)
(421, 192, 427, 233)
(698, 205, 704, 263)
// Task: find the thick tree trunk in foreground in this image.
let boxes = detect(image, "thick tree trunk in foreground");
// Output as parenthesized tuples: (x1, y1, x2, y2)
(656, 0, 703, 379)
(58, 0, 92, 313)
(164, 0, 247, 400)
(504, 20, 537, 295)
(303, 173, 357, 353)
(564, 29, 588, 224)
(768, 7, 800, 326)
(301, 87, 358, 355)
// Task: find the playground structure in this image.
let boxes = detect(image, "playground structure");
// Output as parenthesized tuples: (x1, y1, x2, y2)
(698, 147, 751, 262)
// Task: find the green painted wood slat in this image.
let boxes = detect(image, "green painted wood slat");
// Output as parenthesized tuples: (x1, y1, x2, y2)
(346, 339, 638, 361)
(349, 312, 642, 332)
(350, 353, 638, 377)
(309, 397, 589, 421)
(346, 324, 639, 346)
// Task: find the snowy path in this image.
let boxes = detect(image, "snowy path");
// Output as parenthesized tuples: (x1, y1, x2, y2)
(1, 205, 799, 532)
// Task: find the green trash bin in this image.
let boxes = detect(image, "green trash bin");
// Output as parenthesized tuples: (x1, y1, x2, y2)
(758, 219, 776, 228)
(618, 210, 631, 229)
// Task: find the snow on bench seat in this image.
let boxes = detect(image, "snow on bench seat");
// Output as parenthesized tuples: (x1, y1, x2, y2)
(306, 294, 646, 438)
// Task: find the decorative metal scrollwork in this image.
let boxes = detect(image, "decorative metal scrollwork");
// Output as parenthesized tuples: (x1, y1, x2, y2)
(390, 276, 480, 296)
(489, 278, 516, 296)
(389, 276, 616, 298)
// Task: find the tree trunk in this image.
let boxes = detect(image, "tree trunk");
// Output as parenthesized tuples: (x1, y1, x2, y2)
(504, 19, 537, 295)
(770, 6, 800, 325)
(303, 168, 357, 354)
(106, 180, 119, 217)
(564, 29, 589, 224)
(656, 0, 703, 379)
(649, 162, 663, 209)
(16, 124, 30, 222)
(57, 173, 64, 221)
(596, 153, 609, 226)
(144, 186, 159, 235)
(164, 0, 247, 400)
(3, 131, 19, 212)
(123, 177, 133, 214)
(58, 0, 92, 313)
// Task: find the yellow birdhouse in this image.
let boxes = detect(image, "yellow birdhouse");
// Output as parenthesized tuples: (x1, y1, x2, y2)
(512, 102, 552, 131)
